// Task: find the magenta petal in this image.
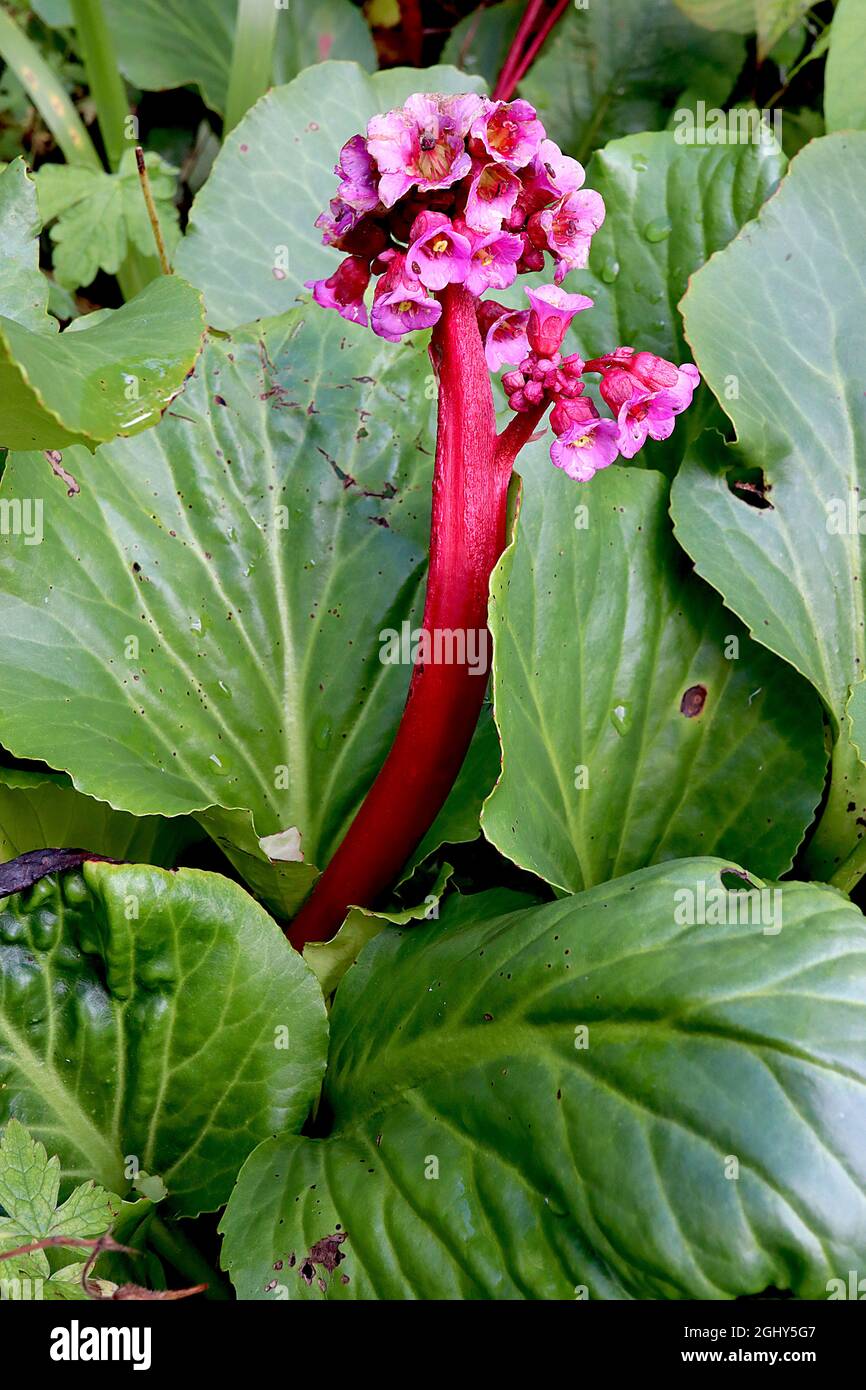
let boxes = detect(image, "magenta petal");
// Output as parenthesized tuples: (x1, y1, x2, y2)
(406, 213, 472, 291)
(470, 98, 545, 171)
(465, 162, 521, 233)
(484, 308, 530, 372)
(550, 418, 619, 481)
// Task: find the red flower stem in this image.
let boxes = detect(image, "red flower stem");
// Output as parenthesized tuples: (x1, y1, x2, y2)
(504, 0, 570, 96)
(493, 0, 546, 101)
(288, 284, 545, 951)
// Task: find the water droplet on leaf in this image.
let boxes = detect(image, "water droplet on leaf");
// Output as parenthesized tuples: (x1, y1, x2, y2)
(610, 702, 632, 735)
(643, 218, 672, 243)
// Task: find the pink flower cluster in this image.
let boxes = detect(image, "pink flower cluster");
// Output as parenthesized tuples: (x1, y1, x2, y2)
(307, 92, 698, 481)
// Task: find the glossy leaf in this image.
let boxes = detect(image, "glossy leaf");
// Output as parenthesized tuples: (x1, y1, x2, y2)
(0, 767, 198, 867)
(520, 0, 745, 165)
(175, 62, 486, 328)
(482, 451, 825, 891)
(0, 860, 327, 1216)
(670, 133, 866, 877)
(221, 863, 866, 1299)
(0, 309, 434, 915)
(0, 161, 205, 450)
(825, 0, 866, 134)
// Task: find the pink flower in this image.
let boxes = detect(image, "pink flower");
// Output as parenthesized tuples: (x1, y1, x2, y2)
(370, 252, 441, 341)
(335, 135, 380, 212)
(366, 93, 482, 207)
(550, 418, 619, 481)
(615, 365, 700, 458)
(587, 347, 680, 393)
(316, 197, 362, 247)
(536, 188, 606, 282)
(529, 139, 587, 200)
(525, 284, 593, 357)
(406, 211, 472, 291)
(549, 393, 597, 437)
(464, 162, 521, 233)
(305, 255, 370, 326)
(482, 305, 531, 372)
(459, 221, 523, 295)
(469, 99, 545, 171)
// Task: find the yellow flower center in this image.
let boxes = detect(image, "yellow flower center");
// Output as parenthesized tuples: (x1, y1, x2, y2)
(432, 238, 449, 254)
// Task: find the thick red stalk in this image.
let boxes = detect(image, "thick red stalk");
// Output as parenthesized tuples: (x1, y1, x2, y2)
(493, 0, 546, 101)
(289, 285, 543, 950)
(506, 0, 570, 95)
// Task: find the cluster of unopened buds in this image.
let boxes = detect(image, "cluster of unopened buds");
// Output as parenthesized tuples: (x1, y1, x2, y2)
(307, 91, 699, 482)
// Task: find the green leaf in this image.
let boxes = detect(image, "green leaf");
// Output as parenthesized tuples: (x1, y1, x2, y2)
(221, 862, 866, 1299)
(0, 309, 434, 916)
(0, 767, 199, 867)
(520, 0, 745, 165)
(675, 0, 812, 55)
(482, 452, 825, 892)
(272, 0, 376, 89)
(0, 158, 52, 334)
(175, 62, 487, 329)
(0, 1119, 119, 1270)
(669, 133, 866, 878)
(825, 0, 866, 134)
(674, 0, 755, 29)
(440, 1, 522, 86)
(0, 163, 205, 450)
(304, 861, 454, 998)
(0, 273, 206, 451)
(91, 0, 375, 119)
(0, 861, 327, 1215)
(37, 148, 180, 291)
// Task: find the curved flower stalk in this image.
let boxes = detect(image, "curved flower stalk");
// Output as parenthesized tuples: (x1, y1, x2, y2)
(290, 94, 699, 949)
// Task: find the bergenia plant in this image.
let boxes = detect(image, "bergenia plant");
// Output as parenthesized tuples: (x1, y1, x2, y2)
(294, 94, 699, 947)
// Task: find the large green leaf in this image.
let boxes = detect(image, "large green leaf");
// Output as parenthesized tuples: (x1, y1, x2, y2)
(175, 62, 487, 329)
(0, 767, 197, 867)
(670, 133, 866, 879)
(520, 0, 745, 165)
(0, 308, 434, 915)
(825, 0, 866, 134)
(221, 861, 866, 1299)
(482, 452, 824, 891)
(0, 160, 205, 452)
(0, 860, 327, 1216)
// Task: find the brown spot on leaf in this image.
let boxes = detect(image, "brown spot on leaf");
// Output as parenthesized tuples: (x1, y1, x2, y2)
(680, 684, 707, 718)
